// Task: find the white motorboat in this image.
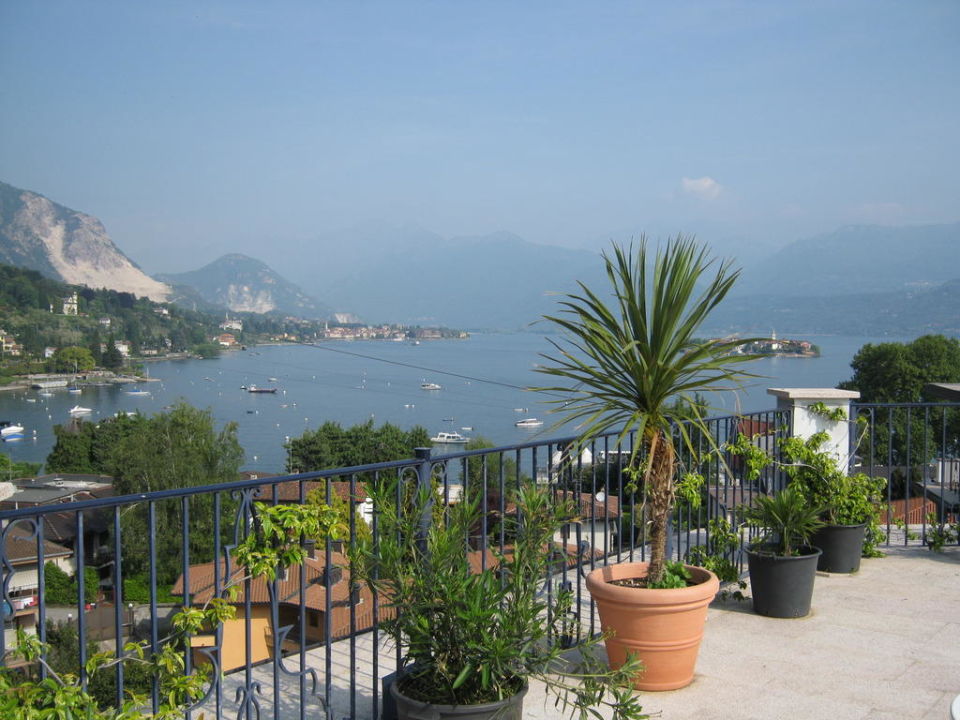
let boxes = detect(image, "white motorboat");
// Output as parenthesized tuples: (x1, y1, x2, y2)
(126, 389, 151, 396)
(514, 418, 543, 428)
(1, 422, 25, 438)
(420, 382, 442, 390)
(431, 431, 470, 444)
(69, 405, 93, 415)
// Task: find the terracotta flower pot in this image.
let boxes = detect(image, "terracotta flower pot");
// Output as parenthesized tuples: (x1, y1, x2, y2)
(585, 562, 719, 691)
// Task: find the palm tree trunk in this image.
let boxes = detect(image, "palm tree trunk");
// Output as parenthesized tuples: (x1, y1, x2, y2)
(645, 430, 676, 585)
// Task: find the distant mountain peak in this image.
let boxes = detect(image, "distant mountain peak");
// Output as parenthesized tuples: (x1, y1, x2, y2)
(0, 180, 171, 302)
(158, 254, 330, 319)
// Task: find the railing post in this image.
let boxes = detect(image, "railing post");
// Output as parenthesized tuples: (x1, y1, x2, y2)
(767, 388, 861, 468)
(414, 447, 432, 554)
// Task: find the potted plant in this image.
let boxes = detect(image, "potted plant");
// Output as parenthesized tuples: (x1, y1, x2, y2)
(353, 481, 648, 720)
(744, 487, 825, 618)
(535, 237, 758, 690)
(779, 430, 885, 572)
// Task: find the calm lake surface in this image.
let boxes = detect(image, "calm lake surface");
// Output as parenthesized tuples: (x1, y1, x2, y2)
(0, 332, 908, 473)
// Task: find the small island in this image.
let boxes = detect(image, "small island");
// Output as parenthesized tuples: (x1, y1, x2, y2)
(737, 333, 820, 358)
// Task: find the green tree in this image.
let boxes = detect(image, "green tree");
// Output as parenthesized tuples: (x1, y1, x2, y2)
(285, 419, 430, 473)
(101, 334, 123, 370)
(49, 346, 95, 373)
(840, 334, 960, 464)
(0, 452, 40, 480)
(535, 237, 757, 585)
(108, 403, 243, 584)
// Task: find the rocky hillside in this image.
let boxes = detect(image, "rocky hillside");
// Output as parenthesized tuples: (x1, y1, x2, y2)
(0, 180, 171, 302)
(159, 254, 330, 319)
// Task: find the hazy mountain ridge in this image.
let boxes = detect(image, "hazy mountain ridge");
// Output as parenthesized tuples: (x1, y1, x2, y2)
(287, 228, 608, 328)
(736, 223, 960, 297)
(158, 253, 331, 319)
(709, 278, 960, 336)
(0, 180, 171, 302)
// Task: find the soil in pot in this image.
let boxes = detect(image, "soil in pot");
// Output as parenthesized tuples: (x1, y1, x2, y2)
(746, 545, 822, 618)
(811, 523, 866, 573)
(585, 562, 719, 691)
(389, 678, 527, 720)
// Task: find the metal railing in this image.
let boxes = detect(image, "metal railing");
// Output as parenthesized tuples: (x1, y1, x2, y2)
(1, 407, 786, 720)
(852, 402, 960, 547)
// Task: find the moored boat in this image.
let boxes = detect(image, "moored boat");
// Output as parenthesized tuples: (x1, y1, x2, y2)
(420, 382, 442, 390)
(69, 405, 93, 415)
(431, 431, 470, 444)
(247, 385, 278, 393)
(515, 418, 543, 427)
(1, 422, 25, 439)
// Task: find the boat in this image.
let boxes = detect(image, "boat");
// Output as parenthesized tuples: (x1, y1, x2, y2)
(431, 431, 470, 444)
(67, 386, 82, 394)
(126, 389, 151, 396)
(247, 385, 278, 394)
(1, 422, 25, 439)
(515, 418, 543, 427)
(69, 405, 93, 415)
(420, 382, 442, 390)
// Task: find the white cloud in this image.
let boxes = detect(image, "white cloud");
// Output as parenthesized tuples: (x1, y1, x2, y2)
(681, 176, 723, 201)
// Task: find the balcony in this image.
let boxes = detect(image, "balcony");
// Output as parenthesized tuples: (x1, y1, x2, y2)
(1, 392, 958, 719)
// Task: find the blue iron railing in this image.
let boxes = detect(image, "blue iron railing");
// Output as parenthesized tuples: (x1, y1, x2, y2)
(0, 407, 806, 720)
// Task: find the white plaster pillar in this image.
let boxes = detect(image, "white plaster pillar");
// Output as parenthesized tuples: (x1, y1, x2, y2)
(767, 388, 861, 466)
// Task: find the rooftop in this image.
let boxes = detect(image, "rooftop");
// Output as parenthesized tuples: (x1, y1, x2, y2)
(529, 545, 960, 720)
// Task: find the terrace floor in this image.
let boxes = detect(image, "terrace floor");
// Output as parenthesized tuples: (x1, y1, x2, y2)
(526, 545, 960, 720)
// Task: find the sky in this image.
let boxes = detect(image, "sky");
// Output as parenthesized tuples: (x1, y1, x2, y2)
(1, 1, 958, 274)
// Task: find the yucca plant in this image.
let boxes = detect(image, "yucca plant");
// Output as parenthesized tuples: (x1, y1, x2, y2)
(535, 236, 757, 585)
(746, 487, 826, 557)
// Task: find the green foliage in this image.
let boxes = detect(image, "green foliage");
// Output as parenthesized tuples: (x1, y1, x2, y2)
(534, 237, 758, 585)
(779, 431, 886, 556)
(841, 334, 960, 463)
(192, 342, 222, 358)
(924, 513, 959, 552)
(55, 403, 243, 586)
(646, 561, 692, 589)
(353, 482, 647, 717)
(49, 345, 96, 373)
(746, 487, 825, 557)
(0, 451, 40, 480)
(101, 335, 124, 370)
(686, 517, 747, 601)
(42, 562, 98, 605)
(0, 600, 235, 720)
(285, 419, 430, 473)
(235, 500, 346, 580)
(807, 402, 847, 422)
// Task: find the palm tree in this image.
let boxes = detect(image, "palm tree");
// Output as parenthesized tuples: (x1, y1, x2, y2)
(535, 236, 757, 584)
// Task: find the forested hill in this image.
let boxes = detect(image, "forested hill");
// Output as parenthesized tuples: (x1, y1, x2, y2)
(0, 263, 324, 364)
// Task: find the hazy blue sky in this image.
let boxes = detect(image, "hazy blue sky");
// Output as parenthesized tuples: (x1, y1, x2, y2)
(1, 1, 957, 273)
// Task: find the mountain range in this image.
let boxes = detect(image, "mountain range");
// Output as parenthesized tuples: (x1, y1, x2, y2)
(1, 179, 959, 335)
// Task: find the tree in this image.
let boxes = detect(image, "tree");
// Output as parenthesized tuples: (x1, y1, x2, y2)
(49, 346, 95, 373)
(840, 334, 960, 464)
(535, 237, 756, 585)
(101, 334, 123, 370)
(108, 403, 243, 584)
(0, 452, 40, 480)
(285, 419, 430, 473)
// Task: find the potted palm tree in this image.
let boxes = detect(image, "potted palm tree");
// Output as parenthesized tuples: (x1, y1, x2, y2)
(352, 481, 648, 720)
(535, 237, 758, 690)
(744, 487, 825, 617)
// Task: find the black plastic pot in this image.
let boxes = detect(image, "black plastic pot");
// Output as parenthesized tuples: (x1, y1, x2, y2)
(390, 678, 527, 720)
(811, 523, 866, 573)
(746, 545, 822, 618)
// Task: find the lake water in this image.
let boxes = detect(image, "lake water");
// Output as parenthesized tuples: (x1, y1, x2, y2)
(0, 332, 905, 473)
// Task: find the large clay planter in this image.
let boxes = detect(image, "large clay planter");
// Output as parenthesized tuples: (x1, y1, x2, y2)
(585, 562, 719, 691)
